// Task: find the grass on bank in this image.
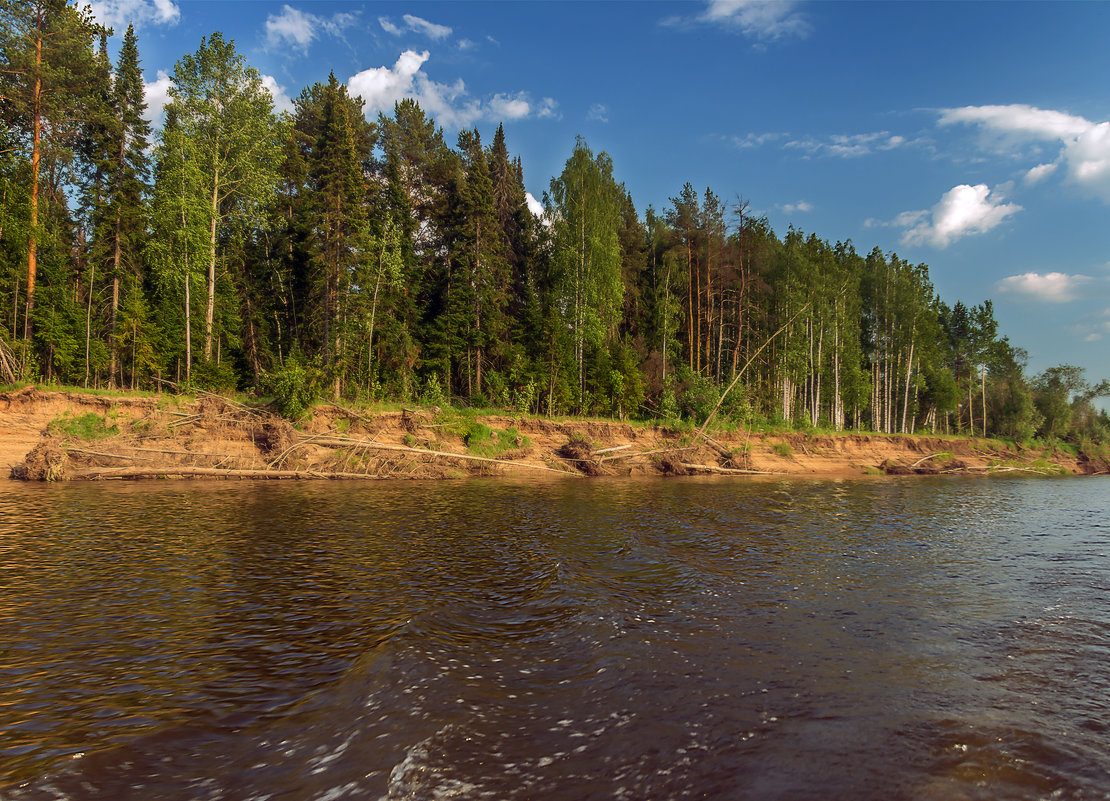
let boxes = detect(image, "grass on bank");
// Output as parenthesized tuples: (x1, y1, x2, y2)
(47, 411, 119, 441)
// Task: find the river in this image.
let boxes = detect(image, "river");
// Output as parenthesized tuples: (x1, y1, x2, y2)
(1, 476, 1109, 800)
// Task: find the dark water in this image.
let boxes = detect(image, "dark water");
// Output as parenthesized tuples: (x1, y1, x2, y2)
(1, 476, 1109, 800)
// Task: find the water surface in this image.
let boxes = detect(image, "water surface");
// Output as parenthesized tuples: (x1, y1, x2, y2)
(1, 476, 1109, 799)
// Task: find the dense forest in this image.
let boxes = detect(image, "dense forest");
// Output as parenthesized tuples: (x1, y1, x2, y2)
(1, 1, 1107, 443)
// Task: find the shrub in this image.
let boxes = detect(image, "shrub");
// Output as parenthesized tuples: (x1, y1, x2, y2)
(267, 353, 321, 421)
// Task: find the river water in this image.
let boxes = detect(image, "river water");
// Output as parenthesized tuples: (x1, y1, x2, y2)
(1, 476, 1109, 800)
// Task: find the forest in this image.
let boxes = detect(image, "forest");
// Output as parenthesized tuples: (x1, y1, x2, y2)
(1, 1, 1107, 445)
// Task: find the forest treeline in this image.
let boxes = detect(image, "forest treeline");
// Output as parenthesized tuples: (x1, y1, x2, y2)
(2, 2, 1107, 443)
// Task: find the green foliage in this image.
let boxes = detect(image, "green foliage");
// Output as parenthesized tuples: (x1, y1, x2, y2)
(266, 352, 321, 420)
(419, 373, 446, 406)
(0, 16, 1093, 448)
(675, 367, 719, 423)
(48, 411, 118, 440)
(191, 359, 239, 393)
(772, 442, 793, 458)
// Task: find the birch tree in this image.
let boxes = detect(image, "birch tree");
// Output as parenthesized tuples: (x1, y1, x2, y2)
(164, 33, 282, 365)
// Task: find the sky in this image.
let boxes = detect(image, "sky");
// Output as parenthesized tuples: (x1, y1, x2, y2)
(88, 0, 1110, 388)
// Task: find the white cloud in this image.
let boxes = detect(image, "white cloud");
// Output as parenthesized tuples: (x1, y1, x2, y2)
(782, 200, 813, 214)
(785, 131, 911, 158)
(266, 5, 359, 53)
(348, 51, 556, 129)
(458, 38, 477, 51)
(996, 272, 1091, 302)
(143, 69, 173, 126)
(587, 103, 609, 123)
(403, 14, 452, 40)
(731, 132, 783, 149)
(536, 98, 560, 120)
(379, 16, 402, 35)
(260, 74, 294, 114)
(899, 183, 1022, 248)
(941, 104, 1110, 201)
(1024, 162, 1058, 184)
(525, 191, 544, 219)
(349, 50, 429, 114)
(90, 0, 179, 29)
(489, 93, 532, 120)
(735, 130, 918, 157)
(940, 104, 1090, 142)
(265, 5, 315, 51)
(143, 69, 291, 126)
(699, 0, 810, 40)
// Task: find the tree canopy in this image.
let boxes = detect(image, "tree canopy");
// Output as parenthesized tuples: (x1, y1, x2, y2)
(1, 13, 1106, 446)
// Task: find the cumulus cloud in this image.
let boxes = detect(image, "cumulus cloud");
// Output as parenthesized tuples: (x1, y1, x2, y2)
(90, 0, 180, 29)
(348, 51, 557, 129)
(781, 200, 813, 214)
(143, 69, 173, 126)
(996, 272, 1091, 302)
(698, 0, 810, 39)
(379, 14, 452, 40)
(941, 104, 1110, 202)
(1024, 162, 1058, 185)
(265, 5, 358, 53)
(898, 184, 1022, 248)
(489, 93, 532, 120)
(260, 74, 294, 114)
(525, 192, 544, 219)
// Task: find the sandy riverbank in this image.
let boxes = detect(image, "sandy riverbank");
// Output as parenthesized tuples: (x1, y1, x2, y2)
(1, 386, 1102, 482)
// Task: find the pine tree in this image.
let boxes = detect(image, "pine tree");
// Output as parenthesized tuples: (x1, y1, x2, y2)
(0, 0, 104, 357)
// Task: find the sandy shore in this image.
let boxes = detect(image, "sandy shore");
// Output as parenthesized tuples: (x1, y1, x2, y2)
(1, 386, 1100, 482)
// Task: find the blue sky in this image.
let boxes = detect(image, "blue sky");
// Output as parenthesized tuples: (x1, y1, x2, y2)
(90, 0, 1110, 387)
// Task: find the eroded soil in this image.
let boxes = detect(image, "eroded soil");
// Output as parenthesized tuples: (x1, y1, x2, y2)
(1, 386, 1100, 482)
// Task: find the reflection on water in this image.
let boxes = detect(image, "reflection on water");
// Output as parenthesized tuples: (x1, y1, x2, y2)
(1, 477, 1109, 799)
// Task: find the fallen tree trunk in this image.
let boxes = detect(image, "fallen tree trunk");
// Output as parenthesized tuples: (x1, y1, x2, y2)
(294, 436, 577, 476)
(70, 466, 379, 480)
(681, 462, 780, 476)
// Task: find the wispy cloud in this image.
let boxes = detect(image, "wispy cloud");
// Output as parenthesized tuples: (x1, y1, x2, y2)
(379, 14, 453, 41)
(786, 131, 912, 158)
(587, 103, 609, 123)
(664, 0, 810, 41)
(378, 16, 402, 36)
(730, 132, 783, 149)
(941, 104, 1110, 202)
(265, 4, 358, 53)
(781, 200, 813, 214)
(896, 183, 1022, 248)
(348, 51, 558, 129)
(997, 272, 1092, 302)
(90, 0, 180, 30)
(403, 14, 452, 40)
(733, 130, 918, 158)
